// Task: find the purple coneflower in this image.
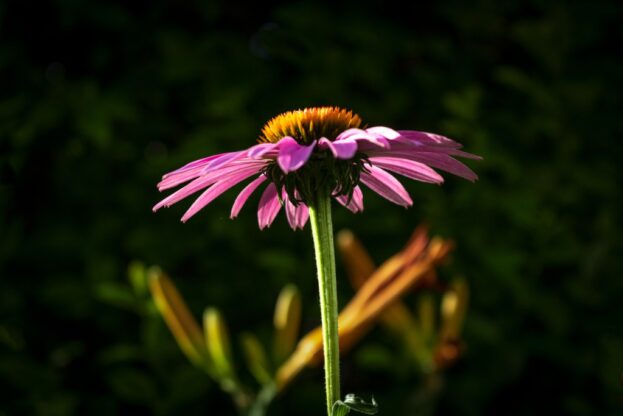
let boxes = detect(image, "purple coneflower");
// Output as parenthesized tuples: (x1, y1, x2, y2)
(153, 107, 479, 229)
(153, 106, 479, 414)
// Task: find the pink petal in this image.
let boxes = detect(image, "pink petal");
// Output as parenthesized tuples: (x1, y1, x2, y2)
(163, 154, 221, 177)
(385, 136, 478, 157)
(158, 167, 209, 191)
(230, 175, 267, 218)
(158, 159, 265, 192)
(317, 137, 358, 159)
(368, 156, 444, 184)
(257, 183, 282, 229)
(337, 128, 389, 148)
(360, 166, 413, 207)
(445, 149, 483, 160)
(158, 155, 224, 190)
(284, 192, 309, 230)
(247, 143, 278, 158)
(413, 153, 478, 181)
(366, 126, 401, 140)
(158, 152, 251, 190)
(180, 168, 261, 222)
(335, 186, 364, 213)
(376, 151, 478, 182)
(277, 137, 316, 173)
(335, 128, 367, 140)
(365, 137, 481, 163)
(154, 163, 263, 210)
(201, 151, 248, 173)
(397, 130, 463, 148)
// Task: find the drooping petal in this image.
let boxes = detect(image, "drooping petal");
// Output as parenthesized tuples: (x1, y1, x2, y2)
(158, 151, 250, 190)
(158, 159, 265, 193)
(230, 175, 267, 218)
(284, 192, 309, 230)
(158, 167, 210, 191)
(163, 154, 221, 177)
(444, 149, 482, 160)
(154, 162, 264, 210)
(413, 153, 478, 182)
(201, 151, 248, 173)
(375, 151, 478, 182)
(247, 142, 279, 158)
(366, 126, 401, 140)
(277, 137, 316, 173)
(360, 166, 413, 207)
(336, 128, 389, 148)
(180, 168, 261, 222)
(368, 156, 444, 184)
(335, 186, 364, 213)
(317, 137, 358, 159)
(397, 130, 463, 148)
(371, 136, 446, 152)
(294, 204, 310, 228)
(335, 128, 370, 141)
(158, 155, 225, 190)
(257, 183, 282, 229)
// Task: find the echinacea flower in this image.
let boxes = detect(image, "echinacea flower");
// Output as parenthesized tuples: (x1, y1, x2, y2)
(153, 107, 480, 229)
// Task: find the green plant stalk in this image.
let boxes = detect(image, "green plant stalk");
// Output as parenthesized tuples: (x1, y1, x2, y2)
(309, 189, 341, 415)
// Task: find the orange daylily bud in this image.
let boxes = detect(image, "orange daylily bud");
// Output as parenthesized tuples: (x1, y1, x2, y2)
(148, 268, 209, 368)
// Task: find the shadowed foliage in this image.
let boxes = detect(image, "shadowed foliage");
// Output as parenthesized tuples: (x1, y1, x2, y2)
(1, 0, 622, 415)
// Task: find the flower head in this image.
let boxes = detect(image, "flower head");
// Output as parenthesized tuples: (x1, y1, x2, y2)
(154, 107, 480, 229)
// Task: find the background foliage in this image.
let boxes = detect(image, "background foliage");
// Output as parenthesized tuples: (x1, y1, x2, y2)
(1, 0, 622, 414)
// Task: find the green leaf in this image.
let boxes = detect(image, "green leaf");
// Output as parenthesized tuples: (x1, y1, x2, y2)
(95, 282, 137, 311)
(106, 368, 158, 404)
(332, 394, 379, 416)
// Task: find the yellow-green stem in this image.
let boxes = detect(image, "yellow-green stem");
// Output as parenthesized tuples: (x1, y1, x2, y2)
(309, 189, 341, 415)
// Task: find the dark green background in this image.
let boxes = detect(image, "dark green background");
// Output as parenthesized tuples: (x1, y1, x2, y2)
(1, 0, 622, 414)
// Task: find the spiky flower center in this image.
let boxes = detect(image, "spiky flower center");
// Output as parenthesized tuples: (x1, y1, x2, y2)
(259, 107, 362, 144)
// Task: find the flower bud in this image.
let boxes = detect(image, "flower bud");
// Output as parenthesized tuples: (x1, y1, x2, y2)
(440, 277, 469, 341)
(148, 268, 208, 367)
(204, 308, 236, 380)
(273, 285, 302, 363)
(240, 333, 273, 385)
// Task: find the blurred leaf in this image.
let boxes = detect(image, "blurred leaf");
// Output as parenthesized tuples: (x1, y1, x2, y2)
(106, 368, 158, 404)
(241, 333, 273, 385)
(127, 261, 148, 297)
(273, 284, 302, 363)
(204, 308, 236, 381)
(95, 282, 137, 311)
(355, 344, 395, 372)
(99, 344, 143, 365)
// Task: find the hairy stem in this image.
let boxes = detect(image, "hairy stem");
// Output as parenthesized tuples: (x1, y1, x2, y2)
(309, 189, 341, 415)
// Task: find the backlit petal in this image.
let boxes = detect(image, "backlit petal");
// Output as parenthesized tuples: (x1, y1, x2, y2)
(257, 183, 282, 229)
(230, 175, 267, 218)
(277, 137, 316, 173)
(360, 166, 413, 207)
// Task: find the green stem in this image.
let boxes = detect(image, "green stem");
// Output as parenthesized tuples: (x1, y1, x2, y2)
(309, 189, 341, 415)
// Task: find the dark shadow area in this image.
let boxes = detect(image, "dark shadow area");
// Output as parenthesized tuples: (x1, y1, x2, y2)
(1, 0, 622, 414)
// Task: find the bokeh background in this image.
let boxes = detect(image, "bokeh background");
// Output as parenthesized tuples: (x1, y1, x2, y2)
(1, 0, 622, 414)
